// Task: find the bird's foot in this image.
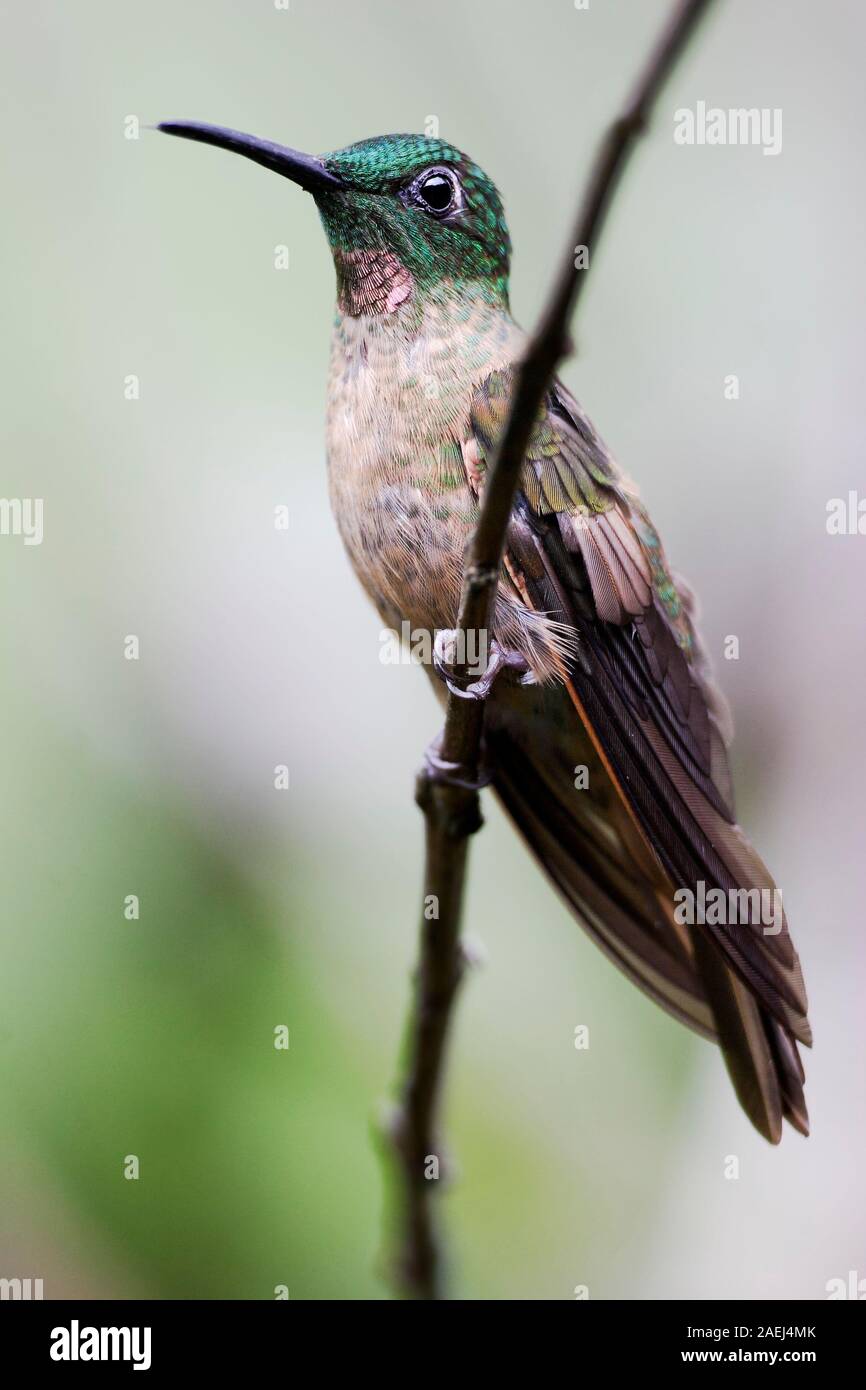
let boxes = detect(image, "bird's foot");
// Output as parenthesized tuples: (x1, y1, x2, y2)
(432, 629, 533, 701)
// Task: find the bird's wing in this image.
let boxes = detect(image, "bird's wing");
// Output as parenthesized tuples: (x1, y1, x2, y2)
(468, 366, 810, 1141)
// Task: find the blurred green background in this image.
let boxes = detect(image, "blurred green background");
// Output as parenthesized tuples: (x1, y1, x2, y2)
(1, 0, 863, 1299)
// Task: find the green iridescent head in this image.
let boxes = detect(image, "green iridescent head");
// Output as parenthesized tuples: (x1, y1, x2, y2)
(317, 133, 511, 298)
(157, 122, 511, 306)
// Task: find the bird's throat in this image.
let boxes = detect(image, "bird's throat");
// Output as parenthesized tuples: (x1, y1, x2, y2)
(333, 248, 414, 317)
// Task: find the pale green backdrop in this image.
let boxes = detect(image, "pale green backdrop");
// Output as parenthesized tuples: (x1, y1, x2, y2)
(0, 0, 863, 1299)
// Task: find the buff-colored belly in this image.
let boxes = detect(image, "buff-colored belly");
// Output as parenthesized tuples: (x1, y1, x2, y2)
(323, 295, 565, 680)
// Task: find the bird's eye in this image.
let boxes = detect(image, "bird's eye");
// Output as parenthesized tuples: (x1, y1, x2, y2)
(412, 169, 459, 217)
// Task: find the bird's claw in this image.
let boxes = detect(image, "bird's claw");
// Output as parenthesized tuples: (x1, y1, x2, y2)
(422, 632, 532, 794)
(433, 630, 533, 701)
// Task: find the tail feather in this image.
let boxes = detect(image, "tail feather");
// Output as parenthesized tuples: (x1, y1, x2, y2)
(486, 685, 810, 1143)
(765, 1015, 810, 1137)
(690, 927, 785, 1143)
(492, 740, 718, 1039)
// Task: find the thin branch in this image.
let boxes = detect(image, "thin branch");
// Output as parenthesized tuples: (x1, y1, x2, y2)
(387, 0, 720, 1300)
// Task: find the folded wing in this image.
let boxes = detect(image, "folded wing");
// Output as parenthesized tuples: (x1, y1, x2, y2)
(469, 367, 810, 1141)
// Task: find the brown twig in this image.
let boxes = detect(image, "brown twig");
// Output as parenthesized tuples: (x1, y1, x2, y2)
(387, 0, 719, 1300)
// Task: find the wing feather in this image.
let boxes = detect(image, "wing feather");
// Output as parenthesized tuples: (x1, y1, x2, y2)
(468, 367, 810, 1139)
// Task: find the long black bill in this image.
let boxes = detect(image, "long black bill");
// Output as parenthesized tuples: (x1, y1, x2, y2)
(157, 120, 344, 193)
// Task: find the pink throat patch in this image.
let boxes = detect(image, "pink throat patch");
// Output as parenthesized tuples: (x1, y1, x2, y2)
(334, 248, 413, 316)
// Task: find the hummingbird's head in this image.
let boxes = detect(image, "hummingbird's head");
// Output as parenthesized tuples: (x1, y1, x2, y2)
(316, 133, 511, 309)
(158, 123, 511, 314)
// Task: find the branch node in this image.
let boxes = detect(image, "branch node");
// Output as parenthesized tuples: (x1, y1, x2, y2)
(463, 564, 499, 596)
(442, 792, 483, 842)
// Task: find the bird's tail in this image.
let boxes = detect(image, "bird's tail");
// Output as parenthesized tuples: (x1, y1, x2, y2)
(485, 682, 809, 1143)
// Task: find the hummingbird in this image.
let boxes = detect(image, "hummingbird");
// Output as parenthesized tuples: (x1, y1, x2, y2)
(158, 121, 810, 1142)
